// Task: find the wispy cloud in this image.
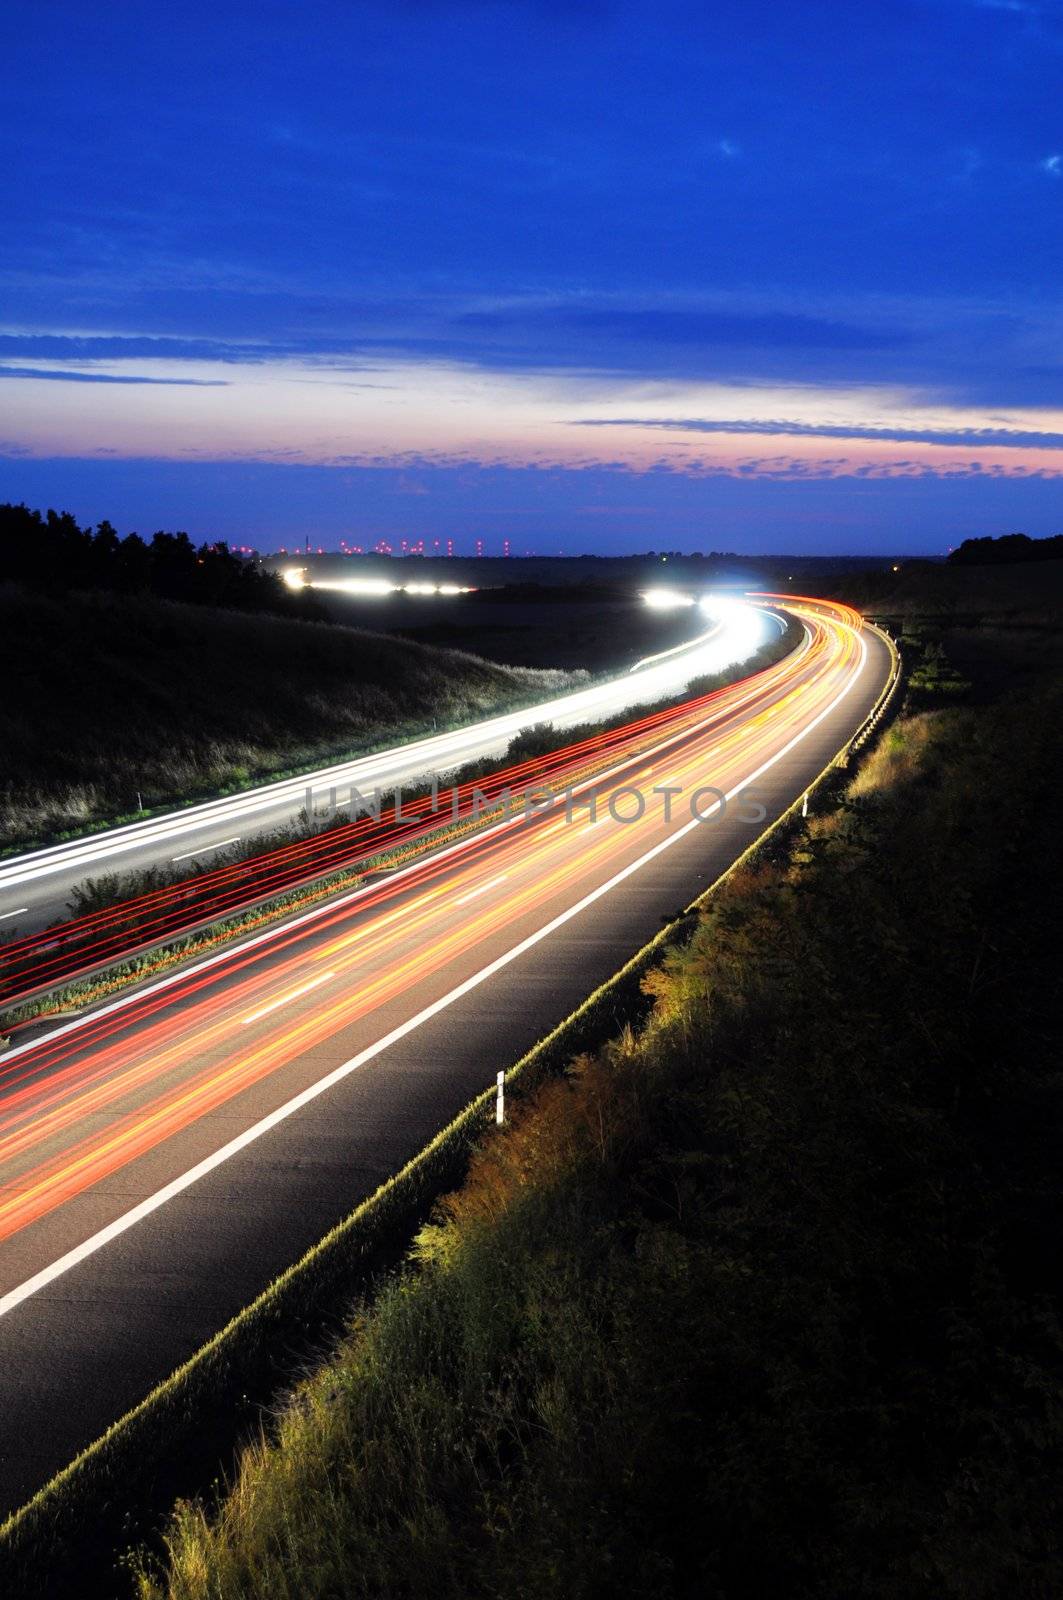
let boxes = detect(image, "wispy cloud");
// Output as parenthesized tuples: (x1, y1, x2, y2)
(570, 415, 1063, 450)
(0, 332, 325, 364)
(1041, 153, 1062, 176)
(457, 304, 911, 353)
(0, 366, 228, 386)
(0, 301, 922, 389)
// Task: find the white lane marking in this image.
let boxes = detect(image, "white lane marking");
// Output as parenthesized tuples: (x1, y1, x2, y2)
(0, 628, 816, 1067)
(0, 624, 867, 1321)
(240, 972, 336, 1026)
(172, 837, 241, 864)
(453, 874, 509, 907)
(0, 908, 27, 922)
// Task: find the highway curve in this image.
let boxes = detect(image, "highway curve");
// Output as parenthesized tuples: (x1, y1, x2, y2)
(0, 598, 892, 1514)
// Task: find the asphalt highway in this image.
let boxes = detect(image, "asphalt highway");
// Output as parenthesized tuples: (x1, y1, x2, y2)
(0, 600, 890, 1515)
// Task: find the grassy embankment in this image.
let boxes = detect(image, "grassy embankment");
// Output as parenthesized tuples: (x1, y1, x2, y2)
(0, 619, 801, 1035)
(0, 584, 575, 851)
(130, 627, 1062, 1599)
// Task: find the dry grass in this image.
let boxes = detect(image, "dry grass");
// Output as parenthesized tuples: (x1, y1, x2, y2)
(846, 710, 942, 797)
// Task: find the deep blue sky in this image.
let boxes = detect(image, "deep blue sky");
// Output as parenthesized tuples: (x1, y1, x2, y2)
(2, 0, 1062, 553)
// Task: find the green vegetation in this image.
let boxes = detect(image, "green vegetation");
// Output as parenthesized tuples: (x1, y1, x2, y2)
(899, 628, 971, 703)
(0, 584, 572, 848)
(133, 660, 1061, 1599)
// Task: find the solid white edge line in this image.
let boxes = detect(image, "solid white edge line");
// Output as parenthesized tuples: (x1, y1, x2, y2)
(0, 624, 867, 1319)
(0, 909, 28, 922)
(0, 620, 816, 1068)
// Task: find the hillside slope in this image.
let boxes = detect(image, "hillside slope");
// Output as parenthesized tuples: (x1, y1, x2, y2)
(0, 585, 571, 846)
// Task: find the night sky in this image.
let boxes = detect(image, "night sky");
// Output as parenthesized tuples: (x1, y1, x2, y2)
(2, 0, 1062, 553)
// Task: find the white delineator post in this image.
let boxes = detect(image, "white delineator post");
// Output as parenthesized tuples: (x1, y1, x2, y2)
(801, 791, 809, 818)
(496, 1070, 505, 1125)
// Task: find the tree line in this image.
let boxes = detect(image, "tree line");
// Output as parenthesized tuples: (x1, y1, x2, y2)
(0, 502, 312, 616)
(948, 530, 1063, 565)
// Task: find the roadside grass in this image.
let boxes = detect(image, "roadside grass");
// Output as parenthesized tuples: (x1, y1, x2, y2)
(135, 665, 1063, 1600)
(847, 709, 942, 796)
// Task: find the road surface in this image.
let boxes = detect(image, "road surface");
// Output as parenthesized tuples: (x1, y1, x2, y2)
(0, 601, 890, 1515)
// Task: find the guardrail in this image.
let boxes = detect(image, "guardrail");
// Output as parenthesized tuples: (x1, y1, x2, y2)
(845, 621, 903, 762)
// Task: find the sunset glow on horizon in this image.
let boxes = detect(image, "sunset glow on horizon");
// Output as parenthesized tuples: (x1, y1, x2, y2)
(7, 352, 1063, 485)
(3, 0, 1063, 551)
